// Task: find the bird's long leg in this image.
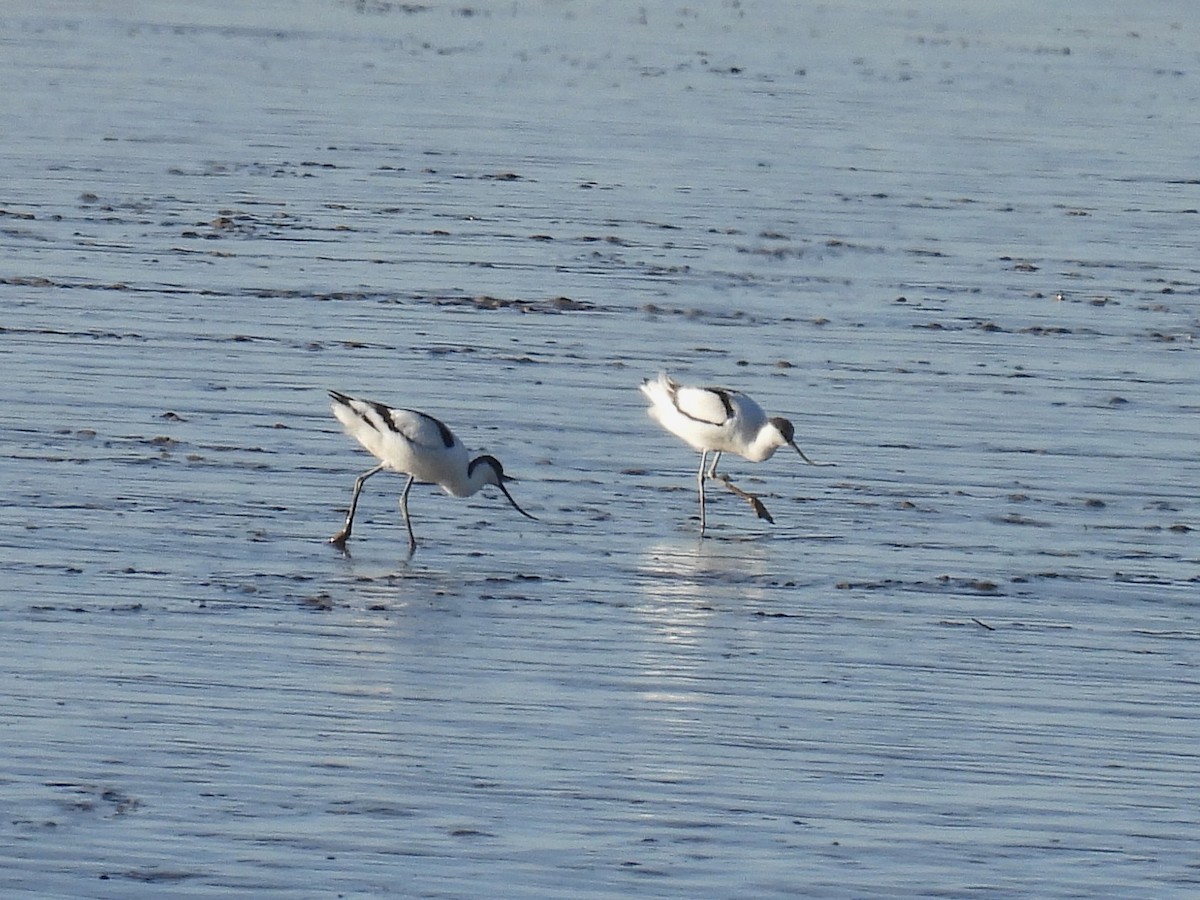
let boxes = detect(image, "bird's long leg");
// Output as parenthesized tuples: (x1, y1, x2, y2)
(716, 475, 775, 523)
(696, 451, 709, 536)
(705, 451, 774, 524)
(399, 474, 417, 555)
(330, 463, 385, 547)
(706, 451, 722, 480)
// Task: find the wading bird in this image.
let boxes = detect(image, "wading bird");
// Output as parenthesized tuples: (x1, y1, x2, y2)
(327, 390, 536, 554)
(640, 372, 831, 535)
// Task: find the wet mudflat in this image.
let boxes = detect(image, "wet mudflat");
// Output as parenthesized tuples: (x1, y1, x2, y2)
(2, 1, 1198, 896)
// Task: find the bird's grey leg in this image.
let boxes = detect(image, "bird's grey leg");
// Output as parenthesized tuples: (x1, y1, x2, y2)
(706, 451, 722, 480)
(716, 476, 775, 524)
(705, 451, 774, 524)
(399, 474, 417, 555)
(330, 463, 385, 547)
(696, 451, 708, 536)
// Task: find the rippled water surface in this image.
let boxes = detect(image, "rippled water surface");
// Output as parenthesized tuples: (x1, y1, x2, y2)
(2, 1, 1198, 897)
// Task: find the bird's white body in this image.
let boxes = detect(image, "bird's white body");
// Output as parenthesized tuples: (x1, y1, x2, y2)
(640, 372, 828, 534)
(328, 391, 535, 552)
(331, 394, 480, 497)
(640, 372, 788, 463)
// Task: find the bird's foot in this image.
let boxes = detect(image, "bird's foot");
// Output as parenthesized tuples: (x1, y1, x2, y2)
(714, 475, 774, 523)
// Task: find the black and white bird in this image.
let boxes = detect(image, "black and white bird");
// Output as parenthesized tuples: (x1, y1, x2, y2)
(640, 372, 830, 535)
(327, 390, 536, 554)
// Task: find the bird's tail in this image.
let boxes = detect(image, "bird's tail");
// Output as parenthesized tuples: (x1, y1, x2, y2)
(640, 371, 675, 404)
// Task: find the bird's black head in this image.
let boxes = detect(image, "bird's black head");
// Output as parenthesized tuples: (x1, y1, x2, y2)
(769, 416, 796, 444)
(770, 416, 829, 467)
(469, 454, 506, 486)
(469, 455, 537, 521)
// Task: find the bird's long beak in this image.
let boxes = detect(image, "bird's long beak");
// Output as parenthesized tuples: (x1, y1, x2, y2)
(791, 440, 833, 467)
(498, 482, 538, 520)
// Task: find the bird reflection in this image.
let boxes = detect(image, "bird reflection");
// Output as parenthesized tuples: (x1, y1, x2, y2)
(636, 536, 775, 609)
(628, 535, 778, 697)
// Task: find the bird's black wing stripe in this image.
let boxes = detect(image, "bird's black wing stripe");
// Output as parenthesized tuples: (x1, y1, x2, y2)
(332, 392, 454, 447)
(709, 388, 734, 419)
(671, 385, 733, 425)
(413, 410, 456, 448)
(368, 400, 394, 432)
(330, 391, 383, 432)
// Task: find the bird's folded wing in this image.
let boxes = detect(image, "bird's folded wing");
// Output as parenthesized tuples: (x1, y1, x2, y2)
(671, 384, 733, 426)
(342, 398, 456, 451)
(382, 407, 456, 450)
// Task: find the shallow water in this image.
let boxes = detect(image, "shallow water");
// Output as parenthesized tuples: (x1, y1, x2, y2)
(2, 1, 1198, 897)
